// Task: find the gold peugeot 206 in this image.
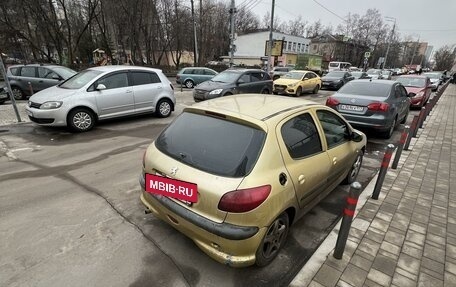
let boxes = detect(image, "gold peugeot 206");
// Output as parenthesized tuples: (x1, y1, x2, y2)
(139, 94, 366, 267)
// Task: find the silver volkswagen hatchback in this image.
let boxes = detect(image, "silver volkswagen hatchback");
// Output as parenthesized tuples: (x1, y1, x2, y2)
(25, 66, 176, 132)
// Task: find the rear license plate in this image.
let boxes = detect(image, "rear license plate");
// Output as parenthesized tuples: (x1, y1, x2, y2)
(340, 104, 363, 112)
(145, 173, 198, 203)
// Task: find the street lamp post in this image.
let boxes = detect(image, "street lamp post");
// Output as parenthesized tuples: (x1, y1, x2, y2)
(382, 16, 396, 70)
(190, 0, 198, 66)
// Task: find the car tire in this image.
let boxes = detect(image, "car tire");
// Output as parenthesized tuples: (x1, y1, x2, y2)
(313, 85, 320, 94)
(68, 108, 95, 132)
(343, 151, 364, 184)
(255, 212, 289, 267)
(11, 86, 24, 100)
(155, 99, 173, 118)
(0, 100, 5, 105)
(184, 80, 194, 89)
(261, 88, 270, 94)
(382, 117, 397, 139)
(295, 87, 302, 97)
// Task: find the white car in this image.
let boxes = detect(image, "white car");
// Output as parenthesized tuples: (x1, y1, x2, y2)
(25, 66, 176, 132)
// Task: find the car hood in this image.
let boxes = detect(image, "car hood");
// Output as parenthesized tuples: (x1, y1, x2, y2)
(404, 86, 425, 94)
(196, 80, 233, 91)
(274, 78, 300, 85)
(321, 76, 342, 81)
(28, 85, 80, 103)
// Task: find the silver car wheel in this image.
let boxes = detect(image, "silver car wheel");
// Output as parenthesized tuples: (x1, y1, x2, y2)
(158, 100, 171, 117)
(350, 154, 362, 180)
(73, 111, 92, 130)
(12, 88, 23, 100)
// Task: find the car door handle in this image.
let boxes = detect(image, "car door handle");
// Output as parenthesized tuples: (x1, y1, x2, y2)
(157, 86, 162, 89)
(38, 80, 43, 83)
(298, 175, 306, 185)
(333, 157, 338, 165)
(126, 90, 133, 93)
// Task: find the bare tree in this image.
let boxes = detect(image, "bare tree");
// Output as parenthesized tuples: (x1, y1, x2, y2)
(434, 45, 456, 71)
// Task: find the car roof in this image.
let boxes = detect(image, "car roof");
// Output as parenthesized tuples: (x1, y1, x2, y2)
(8, 64, 63, 68)
(87, 65, 162, 73)
(187, 94, 320, 124)
(224, 68, 264, 73)
(351, 79, 396, 86)
(399, 75, 427, 79)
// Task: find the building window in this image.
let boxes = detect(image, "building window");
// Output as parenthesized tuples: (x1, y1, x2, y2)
(305, 44, 309, 53)
(283, 41, 288, 51)
(288, 42, 292, 51)
(293, 42, 296, 51)
(298, 43, 301, 52)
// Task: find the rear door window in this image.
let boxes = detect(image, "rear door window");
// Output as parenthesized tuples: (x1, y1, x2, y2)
(251, 72, 263, 82)
(38, 67, 59, 79)
(156, 112, 266, 177)
(281, 113, 322, 158)
(131, 71, 161, 85)
(9, 67, 20, 76)
(20, 67, 36, 77)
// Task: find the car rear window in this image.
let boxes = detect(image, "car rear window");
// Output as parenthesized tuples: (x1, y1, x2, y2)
(338, 81, 391, 97)
(155, 112, 266, 177)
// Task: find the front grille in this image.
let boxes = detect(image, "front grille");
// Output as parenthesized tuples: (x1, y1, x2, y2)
(194, 90, 207, 99)
(29, 102, 41, 109)
(274, 85, 287, 90)
(29, 116, 54, 124)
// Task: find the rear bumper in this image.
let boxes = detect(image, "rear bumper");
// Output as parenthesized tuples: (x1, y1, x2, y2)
(139, 174, 263, 267)
(339, 112, 392, 131)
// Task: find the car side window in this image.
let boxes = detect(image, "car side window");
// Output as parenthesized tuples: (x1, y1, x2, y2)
(97, 72, 129, 90)
(204, 69, 216, 75)
(316, 110, 350, 149)
(10, 67, 20, 76)
(262, 72, 271, 80)
(251, 72, 263, 82)
(38, 67, 59, 79)
(21, 67, 36, 77)
(184, 69, 194, 74)
(399, 85, 408, 97)
(281, 113, 322, 159)
(239, 73, 251, 83)
(131, 71, 160, 85)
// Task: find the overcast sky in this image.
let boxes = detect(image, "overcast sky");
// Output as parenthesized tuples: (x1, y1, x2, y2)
(245, 0, 456, 51)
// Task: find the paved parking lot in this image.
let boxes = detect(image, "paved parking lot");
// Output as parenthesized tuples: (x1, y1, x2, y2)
(0, 85, 422, 286)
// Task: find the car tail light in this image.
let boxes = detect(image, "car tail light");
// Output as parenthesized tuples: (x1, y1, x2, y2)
(326, 97, 339, 107)
(368, 102, 389, 112)
(218, 185, 271, 213)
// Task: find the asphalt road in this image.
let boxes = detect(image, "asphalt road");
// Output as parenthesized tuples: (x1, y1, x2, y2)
(0, 88, 421, 287)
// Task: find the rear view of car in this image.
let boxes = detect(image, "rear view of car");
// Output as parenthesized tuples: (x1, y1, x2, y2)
(140, 94, 367, 267)
(326, 80, 411, 138)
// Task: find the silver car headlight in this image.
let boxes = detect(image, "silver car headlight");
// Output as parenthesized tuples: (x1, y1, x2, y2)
(209, 89, 223, 95)
(40, 101, 63, 109)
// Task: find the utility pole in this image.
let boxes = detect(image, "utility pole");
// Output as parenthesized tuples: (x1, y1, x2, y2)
(0, 53, 21, 122)
(382, 17, 396, 69)
(267, 0, 275, 74)
(190, 0, 198, 66)
(229, 0, 236, 67)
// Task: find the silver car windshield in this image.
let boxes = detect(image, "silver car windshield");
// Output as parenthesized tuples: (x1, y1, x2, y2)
(59, 70, 103, 89)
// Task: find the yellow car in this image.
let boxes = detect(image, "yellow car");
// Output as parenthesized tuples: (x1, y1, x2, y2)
(139, 94, 366, 267)
(273, 70, 322, 96)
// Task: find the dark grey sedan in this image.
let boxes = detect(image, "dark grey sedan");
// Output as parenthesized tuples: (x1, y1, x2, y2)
(193, 69, 272, 102)
(321, 71, 354, 90)
(326, 80, 412, 138)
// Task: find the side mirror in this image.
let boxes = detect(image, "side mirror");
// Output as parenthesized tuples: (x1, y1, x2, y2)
(96, 83, 107, 90)
(407, 92, 416, 97)
(351, 131, 364, 142)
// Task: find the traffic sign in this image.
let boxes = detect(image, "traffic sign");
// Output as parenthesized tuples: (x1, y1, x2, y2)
(364, 52, 371, 58)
